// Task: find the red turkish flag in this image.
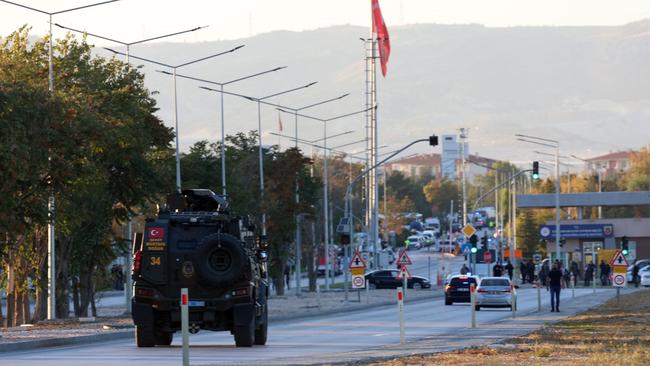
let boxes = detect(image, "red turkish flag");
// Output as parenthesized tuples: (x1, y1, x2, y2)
(147, 227, 165, 239)
(371, 0, 391, 77)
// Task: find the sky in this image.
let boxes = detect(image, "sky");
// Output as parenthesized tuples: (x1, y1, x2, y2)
(1, 0, 649, 44)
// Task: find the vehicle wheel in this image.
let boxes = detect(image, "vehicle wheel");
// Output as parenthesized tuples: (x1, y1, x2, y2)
(369, 282, 377, 290)
(135, 326, 156, 347)
(445, 299, 452, 305)
(155, 331, 173, 346)
(234, 316, 255, 347)
(412, 282, 422, 290)
(475, 305, 480, 311)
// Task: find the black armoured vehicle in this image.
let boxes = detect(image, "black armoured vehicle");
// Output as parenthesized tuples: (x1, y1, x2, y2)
(131, 189, 269, 347)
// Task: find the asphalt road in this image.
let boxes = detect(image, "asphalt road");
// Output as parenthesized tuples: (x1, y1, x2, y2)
(1, 287, 615, 366)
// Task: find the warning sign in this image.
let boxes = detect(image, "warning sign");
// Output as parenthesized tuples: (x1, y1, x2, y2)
(396, 250, 412, 266)
(610, 250, 629, 267)
(396, 265, 412, 280)
(349, 251, 367, 270)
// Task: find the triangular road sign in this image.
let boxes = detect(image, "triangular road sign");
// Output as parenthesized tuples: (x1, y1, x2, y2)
(396, 250, 413, 266)
(610, 250, 629, 267)
(349, 250, 367, 269)
(396, 265, 412, 280)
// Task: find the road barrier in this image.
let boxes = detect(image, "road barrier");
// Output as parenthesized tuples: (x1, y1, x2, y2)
(470, 283, 476, 328)
(571, 274, 575, 299)
(181, 288, 189, 366)
(397, 287, 405, 344)
(511, 287, 516, 319)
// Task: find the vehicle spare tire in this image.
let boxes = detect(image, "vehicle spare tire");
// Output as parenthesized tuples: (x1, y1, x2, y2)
(194, 233, 248, 287)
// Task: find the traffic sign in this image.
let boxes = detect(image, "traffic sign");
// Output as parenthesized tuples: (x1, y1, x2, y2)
(612, 273, 627, 287)
(484, 250, 492, 263)
(396, 265, 412, 280)
(396, 250, 413, 266)
(533, 254, 542, 264)
(461, 244, 471, 254)
(462, 224, 477, 238)
(349, 250, 367, 270)
(351, 268, 365, 276)
(352, 274, 366, 289)
(609, 250, 629, 267)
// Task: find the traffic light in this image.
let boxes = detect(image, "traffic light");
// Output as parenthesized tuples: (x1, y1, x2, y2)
(470, 234, 478, 253)
(532, 161, 540, 180)
(340, 233, 350, 245)
(481, 236, 488, 249)
(622, 236, 629, 256)
(429, 134, 439, 146)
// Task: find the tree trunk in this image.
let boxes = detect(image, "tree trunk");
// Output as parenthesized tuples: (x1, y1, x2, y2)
(72, 276, 80, 317)
(13, 288, 24, 326)
(32, 284, 47, 323)
(79, 270, 94, 317)
(5, 260, 15, 327)
(307, 222, 318, 292)
(56, 239, 73, 318)
(22, 292, 30, 324)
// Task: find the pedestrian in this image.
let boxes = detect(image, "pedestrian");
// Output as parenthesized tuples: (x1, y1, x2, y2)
(505, 260, 514, 280)
(600, 260, 609, 286)
(633, 263, 640, 288)
(548, 263, 564, 312)
(493, 262, 503, 277)
(563, 267, 571, 288)
(527, 260, 535, 284)
(571, 261, 581, 281)
(538, 262, 549, 289)
(460, 263, 469, 275)
(520, 260, 527, 283)
(585, 261, 595, 287)
(284, 265, 291, 290)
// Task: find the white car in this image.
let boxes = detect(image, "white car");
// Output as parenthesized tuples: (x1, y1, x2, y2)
(639, 266, 650, 287)
(405, 235, 424, 249)
(475, 277, 516, 311)
(628, 259, 650, 282)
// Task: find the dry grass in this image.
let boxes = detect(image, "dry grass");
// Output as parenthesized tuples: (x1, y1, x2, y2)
(365, 289, 650, 366)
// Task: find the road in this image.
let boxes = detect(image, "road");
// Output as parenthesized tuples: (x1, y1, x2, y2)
(1, 287, 616, 366)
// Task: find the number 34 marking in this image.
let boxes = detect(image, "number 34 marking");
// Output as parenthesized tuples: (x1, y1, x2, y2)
(149, 256, 161, 266)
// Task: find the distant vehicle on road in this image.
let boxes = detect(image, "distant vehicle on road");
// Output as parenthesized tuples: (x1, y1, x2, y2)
(421, 230, 436, 246)
(424, 217, 441, 232)
(405, 235, 424, 250)
(445, 275, 479, 305)
(475, 277, 516, 311)
(365, 270, 431, 290)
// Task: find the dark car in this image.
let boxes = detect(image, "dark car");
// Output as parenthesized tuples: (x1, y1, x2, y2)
(445, 275, 479, 305)
(365, 270, 431, 290)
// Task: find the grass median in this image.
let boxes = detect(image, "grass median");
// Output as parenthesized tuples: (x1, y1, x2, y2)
(365, 288, 650, 366)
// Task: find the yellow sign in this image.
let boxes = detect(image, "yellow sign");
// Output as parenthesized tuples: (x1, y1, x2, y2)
(598, 249, 618, 266)
(613, 266, 627, 274)
(350, 268, 365, 276)
(462, 224, 476, 238)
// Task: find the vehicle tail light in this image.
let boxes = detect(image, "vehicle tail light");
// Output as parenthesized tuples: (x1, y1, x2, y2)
(136, 287, 154, 298)
(445, 285, 454, 291)
(232, 287, 249, 297)
(504, 286, 512, 292)
(133, 250, 143, 275)
(477, 288, 487, 293)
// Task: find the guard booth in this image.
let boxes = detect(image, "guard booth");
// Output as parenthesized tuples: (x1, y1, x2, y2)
(539, 224, 613, 268)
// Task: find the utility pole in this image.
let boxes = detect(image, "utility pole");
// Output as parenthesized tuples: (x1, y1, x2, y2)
(459, 128, 468, 226)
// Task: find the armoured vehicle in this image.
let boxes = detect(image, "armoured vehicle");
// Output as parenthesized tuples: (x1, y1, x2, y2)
(131, 189, 268, 347)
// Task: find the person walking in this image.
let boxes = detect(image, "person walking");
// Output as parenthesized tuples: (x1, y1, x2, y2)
(633, 263, 640, 288)
(600, 260, 609, 286)
(493, 262, 503, 277)
(548, 263, 564, 312)
(460, 263, 469, 275)
(538, 262, 549, 290)
(527, 260, 535, 284)
(505, 260, 514, 280)
(585, 261, 595, 287)
(520, 260, 527, 283)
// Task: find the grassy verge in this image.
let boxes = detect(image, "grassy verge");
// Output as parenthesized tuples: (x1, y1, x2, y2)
(365, 288, 650, 366)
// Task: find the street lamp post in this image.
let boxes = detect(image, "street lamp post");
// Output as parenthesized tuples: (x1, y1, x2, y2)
(54, 22, 209, 316)
(516, 134, 562, 266)
(159, 68, 289, 195)
(278, 107, 370, 291)
(1, 0, 120, 321)
(105, 47, 245, 193)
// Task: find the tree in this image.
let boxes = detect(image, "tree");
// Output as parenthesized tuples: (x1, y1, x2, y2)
(422, 178, 459, 220)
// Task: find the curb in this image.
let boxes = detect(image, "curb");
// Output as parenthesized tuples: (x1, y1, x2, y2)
(0, 330, 133, 353)
(0, 290, 444, 353)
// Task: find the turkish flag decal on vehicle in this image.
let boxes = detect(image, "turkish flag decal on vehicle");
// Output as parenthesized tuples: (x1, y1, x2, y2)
(147, 227, 165, 239)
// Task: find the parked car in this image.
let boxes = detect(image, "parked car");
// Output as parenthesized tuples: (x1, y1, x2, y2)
(444, 275, 479, 305)
(421, 230, 436, 246)
(627, 259, 650, 282)
(405, 235, 424, 250)
(365, 270, 431, 290)
(475, 277, 516, 311)
(639, 265, 650, 287)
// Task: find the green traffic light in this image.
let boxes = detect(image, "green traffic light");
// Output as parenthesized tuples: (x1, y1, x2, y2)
(471, 247, 477, 253)
(622, 249, 629, 256)
(532, 173, 539, 180)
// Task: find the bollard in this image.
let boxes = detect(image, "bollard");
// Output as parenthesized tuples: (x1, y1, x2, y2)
(428, 257, 431, 284)
(511, 285, 516, 319)
(180, 288, 189, 366)
(470, 283, 476, 328)
(366, 278, 370, 304)
(316, 282, 321, 310)
(571, 274, 575, 299)
(397, 287, 405, 344)
(403, 274, 408, 298)
(537, 282, 541, 312)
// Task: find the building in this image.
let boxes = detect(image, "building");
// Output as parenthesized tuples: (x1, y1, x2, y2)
(583, 147, 650, 178)
(385, 153, 500, 181)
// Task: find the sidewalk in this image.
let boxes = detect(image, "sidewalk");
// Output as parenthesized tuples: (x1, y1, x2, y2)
(0, 287, 444, 352)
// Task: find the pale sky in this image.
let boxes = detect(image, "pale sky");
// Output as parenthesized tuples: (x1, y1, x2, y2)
(1, 0, 649, 44)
